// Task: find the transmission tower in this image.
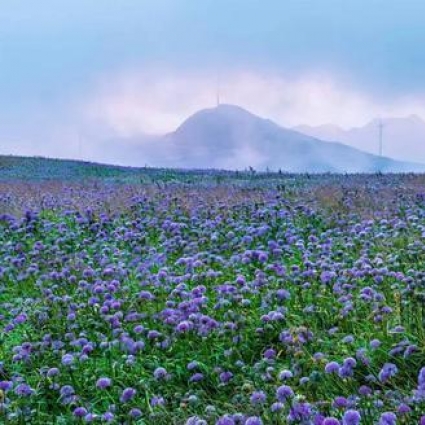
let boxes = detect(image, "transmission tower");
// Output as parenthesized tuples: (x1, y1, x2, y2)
(216, 73, 221, 106)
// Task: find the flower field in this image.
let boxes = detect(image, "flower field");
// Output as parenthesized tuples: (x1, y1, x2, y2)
(2, 167, 425, 424)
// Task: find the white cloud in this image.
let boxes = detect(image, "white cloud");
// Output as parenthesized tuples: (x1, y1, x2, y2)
(83, 67, 425, 137)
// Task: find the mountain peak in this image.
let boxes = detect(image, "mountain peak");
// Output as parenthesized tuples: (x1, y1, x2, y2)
(194, 103, 259, 119)
(173, 104, 267, 136)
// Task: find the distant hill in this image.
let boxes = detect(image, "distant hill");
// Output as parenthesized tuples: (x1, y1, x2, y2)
(105, 104, 424, 172)
(294, 115, 425, 164)
(3, 106, 425, 173)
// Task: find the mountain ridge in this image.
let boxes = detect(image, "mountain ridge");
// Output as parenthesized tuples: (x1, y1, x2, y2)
(294, 115, 425, 162)
(96, 104, 425, 172)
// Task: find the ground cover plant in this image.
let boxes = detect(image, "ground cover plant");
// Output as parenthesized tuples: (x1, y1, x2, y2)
(2, 165, 425, 424)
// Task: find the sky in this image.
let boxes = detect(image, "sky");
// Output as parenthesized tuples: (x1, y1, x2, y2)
(1, 0, 425, 161)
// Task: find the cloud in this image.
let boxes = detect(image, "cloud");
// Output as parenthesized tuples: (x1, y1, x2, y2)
(4, 67, 425, 165)
(83, 68, 425, 138)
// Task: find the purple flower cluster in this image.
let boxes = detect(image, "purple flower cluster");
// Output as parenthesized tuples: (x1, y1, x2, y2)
(1, 174, 425, 422)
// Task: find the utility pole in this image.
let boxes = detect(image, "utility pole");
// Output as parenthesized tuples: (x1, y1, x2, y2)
(378, 120, 384, 157)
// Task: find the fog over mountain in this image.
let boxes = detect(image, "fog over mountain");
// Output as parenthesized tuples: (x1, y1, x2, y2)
(98, 104, 425, 172)
(295, 115, 425, 164)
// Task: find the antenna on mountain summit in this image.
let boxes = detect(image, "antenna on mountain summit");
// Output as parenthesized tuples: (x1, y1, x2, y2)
(378, 119, 384, 156)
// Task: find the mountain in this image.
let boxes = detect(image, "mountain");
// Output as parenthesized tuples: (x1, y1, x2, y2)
(160, 105, 425, 172)
(99, 105, 425, 172)
(294, 115, 425, 164)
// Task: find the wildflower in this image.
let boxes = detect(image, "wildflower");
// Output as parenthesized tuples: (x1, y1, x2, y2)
(276, 385, 294, 402)
(14, 383, 34, 397)
(47, 368, 60, 378)
(61, 353, 75, 366)
(378, 363, 398, 383)
(250, 391, 267, 405)
(129, 408, 142, 418)
(73, 407, 88, 418)
(96, 377, 112, 389)
(120, 387, 136, 403)
(245, 417, 263, 425)
(325, 361, 340, 374)
(342, 409, 361, 425)
(378, 412, 397, 425)
(219, 371, 233, 383)
(323, 419, 341, 425)
(216, 416, 235, 425)
(153, 367, 168, 380)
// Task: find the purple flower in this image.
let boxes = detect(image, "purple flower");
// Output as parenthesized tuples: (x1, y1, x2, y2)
(190, 373, 204, 382)
(219, 371, 234, 383)
(60, 385, 75, 397)
(323, 419, 341, 425)
(176, 320, 193, 333)
(270, 402, 284, 412)
(73, 407, 88, 418)
(397, 404, 410, 415)
(378, 412, 397, 425)
(47, 367, 60, 378)
(96, 377, 112, 389)
(358, 385, 372, 396)
(14, 313, 27, 324)
(325, 361, 340, 374)
(288, 402, 312, 422)
(263, 348, 276, 360)
(61, 353, 75, 366)
(120, 387, 136, 403)
(342, 409, 361, 425)
(14, 383, 34, 397)
(129, 408, 142, 418)
(378, 363, 398, 383)
(153, 367, 168, 380)
(333, 396, 348, 408)
(102, 412, 115, 422)
(216, 416, 235, 425)
(150, 396, 165, 407)
(370, 339, 381, 349)
(245, 417, 263, 425)
(279, 370, 293, 380)
(276, 385, 294, 402)
(0, 381, 13, 391)
(250, 391, 267, 405)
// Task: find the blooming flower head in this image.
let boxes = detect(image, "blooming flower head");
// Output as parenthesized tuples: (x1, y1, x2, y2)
(342, 409, 361, 425)
(120, 387, 136, 403)
(61, 353, 75, 366)
(276, 385, 294, 402)
(250, 391, 267, 405)
(245, 417, 263, 425)
(219, 371, 234, 383)
(378, 412, 396, 425)
(129, 408, 142, 418)
(323, 418, 341, 425)
(153, 367, 168, 380)
(73, 407, 88, 418)
(325, 361, 340, 374)
(378, 363, 398, 383)
(47, 367, 60, 378)
(96, 377, 112, 389)
(279, 369, 293, 380)
(215, 415, 235, 425)
(14, 383, 34, 397)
